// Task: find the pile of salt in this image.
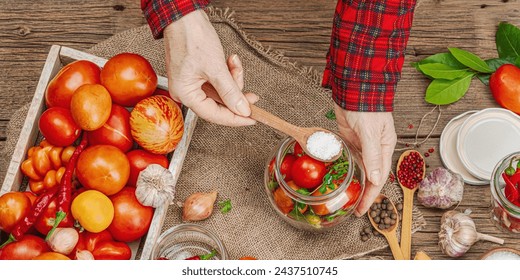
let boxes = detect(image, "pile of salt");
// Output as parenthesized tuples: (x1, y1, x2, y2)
(306, 131, 342, 161)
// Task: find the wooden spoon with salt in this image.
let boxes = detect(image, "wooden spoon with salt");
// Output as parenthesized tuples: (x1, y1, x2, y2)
(367, 194, 404, 260)
(201, 83, 342, 162)
(396, 149, 426, 260)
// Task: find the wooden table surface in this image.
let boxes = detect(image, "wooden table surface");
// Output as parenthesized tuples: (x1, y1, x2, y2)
(2, 0, 520, 260)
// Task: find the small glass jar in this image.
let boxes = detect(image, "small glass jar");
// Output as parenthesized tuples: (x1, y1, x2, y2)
(150, 224, 228, 260)
(490, 152, 520, 233)
(264, 135, 365, 232)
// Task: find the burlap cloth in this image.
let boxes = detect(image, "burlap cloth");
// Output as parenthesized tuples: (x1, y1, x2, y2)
(0, 7, 425, 260)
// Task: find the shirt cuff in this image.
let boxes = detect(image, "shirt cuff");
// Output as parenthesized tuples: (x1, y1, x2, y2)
(142, 0, 211, 39)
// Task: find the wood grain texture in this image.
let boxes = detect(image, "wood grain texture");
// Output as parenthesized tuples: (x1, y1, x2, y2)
(1, 0, 520, 260)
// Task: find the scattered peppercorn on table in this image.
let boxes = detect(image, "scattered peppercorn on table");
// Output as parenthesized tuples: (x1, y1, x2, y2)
(1, 0, 520, 260)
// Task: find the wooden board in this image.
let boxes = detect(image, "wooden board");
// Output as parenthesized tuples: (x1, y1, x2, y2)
(0, 45, 198, 260)
(1, 0, 520, 260)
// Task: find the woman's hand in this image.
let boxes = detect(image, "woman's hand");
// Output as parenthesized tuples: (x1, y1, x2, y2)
(334, 104, 397, 217)
(163, 9, 257, 126)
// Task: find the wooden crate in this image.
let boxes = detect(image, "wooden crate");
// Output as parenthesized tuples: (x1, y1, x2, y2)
(0, 45, 198, 260)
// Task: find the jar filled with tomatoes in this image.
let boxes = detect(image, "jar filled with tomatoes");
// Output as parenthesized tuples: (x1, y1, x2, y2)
(490, 152, 520, 233)
(264, 136, 365, 232)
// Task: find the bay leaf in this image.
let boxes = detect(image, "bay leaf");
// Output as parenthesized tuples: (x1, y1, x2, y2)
(496, 22, 520, 59)
(418, 63, 470, 80)
(448, 48, 493, 73)
(425, 73, 474, 105)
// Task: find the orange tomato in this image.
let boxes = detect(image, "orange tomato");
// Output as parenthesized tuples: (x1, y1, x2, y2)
(23, 192, 37, 205)
(311, 186, 334, 216)
(100, 53, 157, 107)
(70, 84, 112, 131)
(33, 252, 70, 260)
(72, 190, 114, 233)
(76, 145, 130, 195)
(0, 192, 31, 233)
(130, 95, 184, 154)
(239, 256, 257, 260)
(273, 181, 307, 215)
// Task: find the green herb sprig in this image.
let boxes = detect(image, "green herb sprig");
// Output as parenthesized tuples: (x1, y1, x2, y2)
(218, 199, 232, 214)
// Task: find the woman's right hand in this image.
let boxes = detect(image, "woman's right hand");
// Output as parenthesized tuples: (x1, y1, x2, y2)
(164, 9, 257, 126)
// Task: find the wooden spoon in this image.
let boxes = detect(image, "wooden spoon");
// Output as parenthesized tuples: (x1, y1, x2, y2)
(396, 149, 426, 260)
(367, 194, 404, 260)
(201, 83, 342, 162)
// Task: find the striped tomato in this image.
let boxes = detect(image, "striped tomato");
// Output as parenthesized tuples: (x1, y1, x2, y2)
(129, 95, 184, 154)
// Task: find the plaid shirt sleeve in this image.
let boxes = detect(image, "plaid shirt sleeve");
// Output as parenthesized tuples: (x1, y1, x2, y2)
(141, 0, 211, 39)
(322, 0, 417, 112)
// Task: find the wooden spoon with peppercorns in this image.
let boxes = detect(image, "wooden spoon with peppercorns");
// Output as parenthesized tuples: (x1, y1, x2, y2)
(201, 82, 342, 162)
(367, 194, 404, 260)
(396, 150, 426, 260)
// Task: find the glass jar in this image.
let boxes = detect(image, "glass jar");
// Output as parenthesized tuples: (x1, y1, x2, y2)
(264, 135, 365, 232)
(490, 152, 520, 233)
(150, 224, 228, 260)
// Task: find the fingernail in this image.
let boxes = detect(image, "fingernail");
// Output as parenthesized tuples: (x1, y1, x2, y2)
(370, 170, 382, 185)
(231, 54, 240, 65)
(235, 99, 250, 116)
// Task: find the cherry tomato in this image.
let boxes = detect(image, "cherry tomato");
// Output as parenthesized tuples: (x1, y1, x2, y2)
(311, 186, 334, 216)
(71, 190, 114, 233)
(293, 142, 304, 156)
(45, 60, 101, 109)
(35, 196, 74, 235)
(490, 64, 520, 114)
(38, 107, 81, 147)
(0, 192, 31, 233)
(108, 187, 154, 242)
(272, 181, 307, 215)
(76, 145, 130, 195)
(100, 53, 157, 107)
(88, 104, 133, 152)
(0, 235, 50, 260)
(343, 179, 362, 209)
(126, 149, 169, 187)
(268, 154, 297, 181)
(23, 191, 37, 205)
(70, 84, 112, 131)
(239, 256, 257, 260)
(291, 155, 327, 189)
(92, 241, 132, 260)
(33, 252, 70, 260)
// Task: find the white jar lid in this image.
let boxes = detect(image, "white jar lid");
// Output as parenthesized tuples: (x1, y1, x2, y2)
(439, 110, 488, 185)
(457, 108, 520, 181)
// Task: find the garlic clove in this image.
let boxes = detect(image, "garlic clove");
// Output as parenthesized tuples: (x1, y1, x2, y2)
(136, 164, 176, 208)
(76, 250, 95, 260)
(46, 227, 79, 255)
(182, 191, 218, 221)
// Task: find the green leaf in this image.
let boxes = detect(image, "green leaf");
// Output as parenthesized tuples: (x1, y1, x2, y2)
(425, 73, 475, 105)
(296, 188, 310, 195)
(325, 109, 336, 120)
(448, 48, 493, 73)
(485, 57, 516, 71)
(496, 22, 520, 59)
(417, 63, 470, 80)
(414, 52, 467, 69)
(516, 56, 520, 68)
(218, 199, 232, 214)
(476, 73, 490, 86)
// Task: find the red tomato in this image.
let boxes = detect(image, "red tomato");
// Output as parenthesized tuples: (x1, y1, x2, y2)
(269, 154, 297, 181)
(76, 145, 130, 196)
(490, 64, 520, 114)
(293, 142, 304, 156)
(92, 241, 132, 260)
(126, 149, 169, 187)
(153, 88, 182, 108)
(0, 192, 31, 233)
(88, 104, 134, 152)
(108, 187, 154, 242)
(130, 95, 184, 154)
(100, 53, 157, 107)
(45, 60, 101, 109)
(23, 191, 38, 205)
(0, 235, 50, 260)
(291, 155, 327, 189)
(39, 107, 81, 147)
(343, 179, 362, 209)
(34, 196, 74, 235)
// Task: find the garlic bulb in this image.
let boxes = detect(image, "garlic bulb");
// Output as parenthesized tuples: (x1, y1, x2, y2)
(182, 191, 218, 221)
(46, 227, 79, 255)
(136, 164, 175, 208)
(418, 167, 464, 209)
(439, 210, 504, 257)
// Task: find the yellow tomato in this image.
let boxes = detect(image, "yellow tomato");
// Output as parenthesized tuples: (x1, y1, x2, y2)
(33, 252, 70, 260)
(71, 190, 114, 233)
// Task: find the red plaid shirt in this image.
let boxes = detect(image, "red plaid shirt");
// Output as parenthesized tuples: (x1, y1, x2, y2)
(141, 0, 416, 112)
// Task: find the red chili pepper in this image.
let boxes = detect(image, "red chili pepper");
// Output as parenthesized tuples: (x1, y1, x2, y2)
(0, 186, 59, 248)
(46, 134, 88, 240)
(185, 249, 217, 260)
(511, 172, 520, 186)
(503, 172, 519, 205)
